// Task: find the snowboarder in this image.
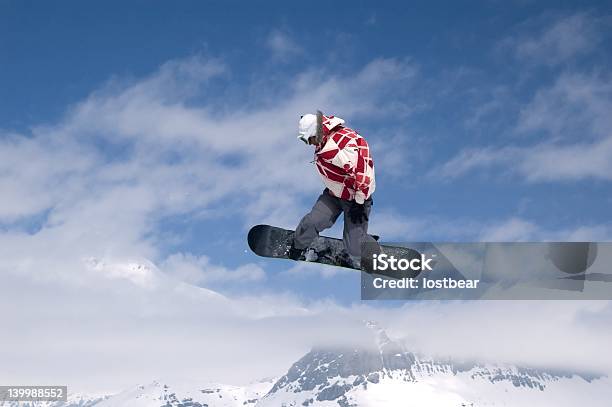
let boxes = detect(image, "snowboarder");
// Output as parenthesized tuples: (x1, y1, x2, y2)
(288, 111, 377, 268)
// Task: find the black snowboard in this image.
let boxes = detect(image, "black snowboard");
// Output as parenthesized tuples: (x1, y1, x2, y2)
(247, 224, 423, 277)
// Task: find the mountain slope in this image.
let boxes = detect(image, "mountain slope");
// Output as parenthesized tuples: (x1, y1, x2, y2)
(95, 379, 275, 407)
(256, 322, 610, 407)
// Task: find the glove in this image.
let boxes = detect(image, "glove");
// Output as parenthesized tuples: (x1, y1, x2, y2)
(348, 201, 369, 224)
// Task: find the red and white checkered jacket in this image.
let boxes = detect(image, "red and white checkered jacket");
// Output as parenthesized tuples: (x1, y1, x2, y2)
(314, 115, 375, 204)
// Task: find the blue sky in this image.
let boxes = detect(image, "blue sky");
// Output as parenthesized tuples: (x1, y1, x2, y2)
(1, 0, 612, 392)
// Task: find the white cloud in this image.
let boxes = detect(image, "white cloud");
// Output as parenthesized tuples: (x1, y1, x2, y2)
(0, 264, 369, 393)
(479, 217, 612, 242)
(380, 300, 612, 375)
(282, 260, 353, 279)
(512, 13, 602, 65)
(566, 225, 612, 241)
(369, 210, 431, 240)
(440, 13, 611, 184)
(162, 252, 266, 284)
(517, 72, 612, 139)
(266, 30, 302, 61)
(435, 72, 612, 182)
(518, 137, 612, 181)
(434, 145, 514, 179)
(479, 217, 540, 241)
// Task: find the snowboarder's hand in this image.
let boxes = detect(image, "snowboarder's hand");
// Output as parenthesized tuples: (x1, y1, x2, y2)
(349, 201, 369, 224)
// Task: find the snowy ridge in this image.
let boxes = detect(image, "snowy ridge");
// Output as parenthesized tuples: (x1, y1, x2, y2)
(0, 393, 108, 407)
(94, 379, 274, 407)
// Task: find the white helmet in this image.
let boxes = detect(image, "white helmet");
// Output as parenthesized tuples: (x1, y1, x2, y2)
(298, 111, 345, 144)
(298, 112, 320, 144)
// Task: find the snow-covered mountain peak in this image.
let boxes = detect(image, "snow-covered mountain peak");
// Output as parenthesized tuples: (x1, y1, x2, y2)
(257, 322, 610, 407)
(364, 319, 393, 350)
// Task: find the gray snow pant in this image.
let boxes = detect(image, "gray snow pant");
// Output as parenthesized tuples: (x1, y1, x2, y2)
(294, 188, 374, 265)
